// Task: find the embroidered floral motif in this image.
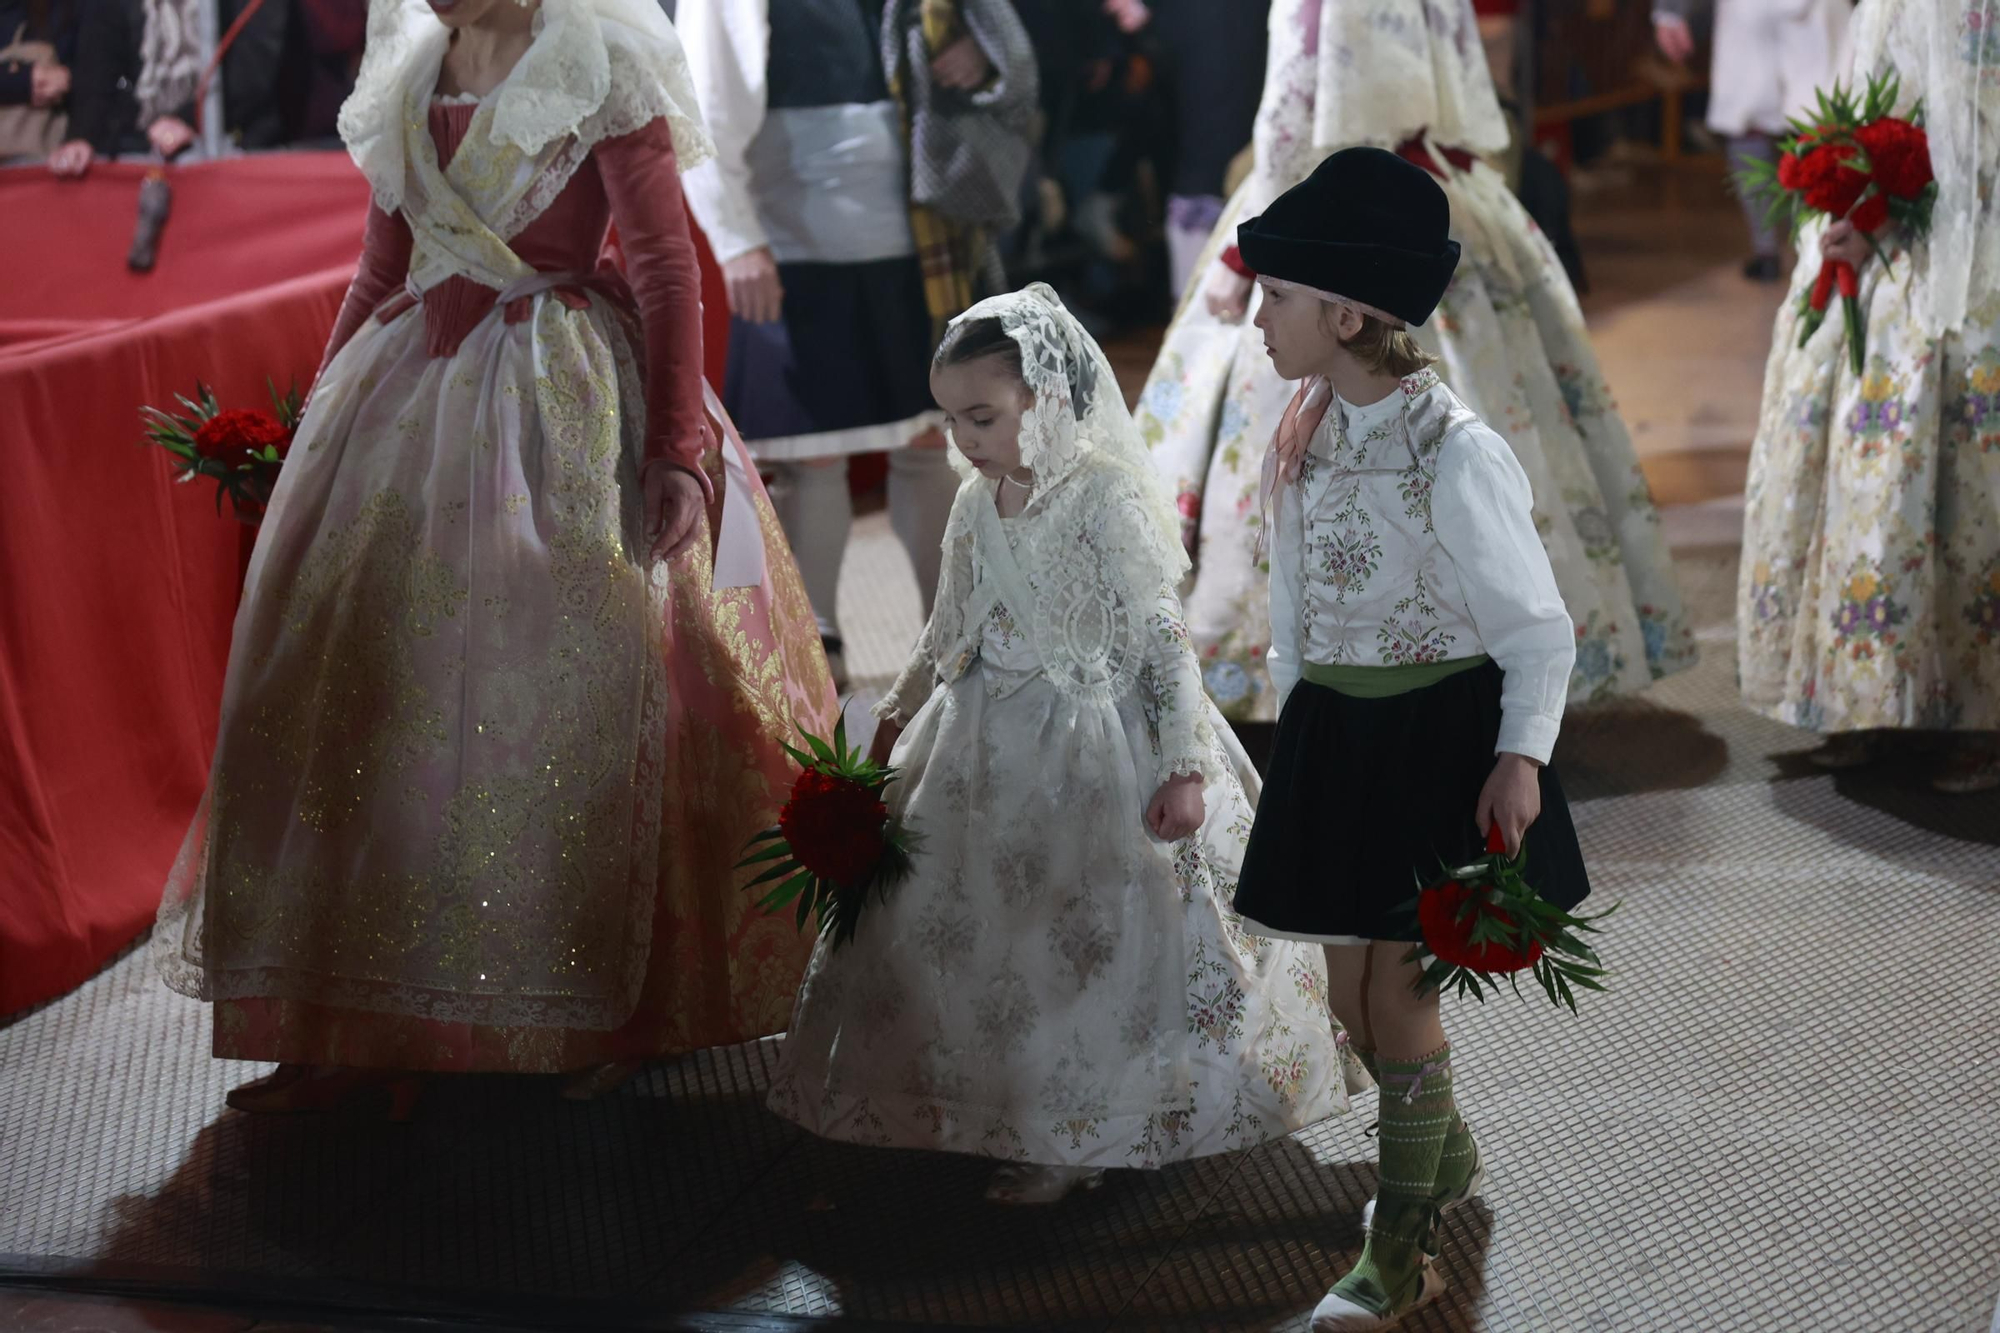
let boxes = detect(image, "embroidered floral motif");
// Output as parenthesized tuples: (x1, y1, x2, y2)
(1847, 360, 1915, 467)
(1828, 557, 1909, 659)
(1962, 560, 2000, 645)
(1376, 576, 1457, 664)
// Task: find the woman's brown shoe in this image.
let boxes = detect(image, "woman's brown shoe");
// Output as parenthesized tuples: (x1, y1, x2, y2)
(226, 1065, 422, 1122)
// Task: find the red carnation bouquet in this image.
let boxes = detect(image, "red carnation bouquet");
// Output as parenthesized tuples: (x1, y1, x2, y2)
(1402, 824, 1615, 1013)
(1742, 72, 1937, 374)
(141, 380, 301, 524)
(739, 718, 919, 949)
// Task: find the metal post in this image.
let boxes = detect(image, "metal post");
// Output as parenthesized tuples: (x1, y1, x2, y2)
(197, 0, 225, 158)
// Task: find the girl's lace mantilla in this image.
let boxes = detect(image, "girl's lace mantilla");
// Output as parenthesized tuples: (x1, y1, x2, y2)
(878, 287, 1206, 763)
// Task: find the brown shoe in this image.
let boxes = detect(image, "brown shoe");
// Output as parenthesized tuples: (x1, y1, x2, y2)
(1805, 733, 1884, 770)
(226, 1065, 421, 1122)
(1932, 743, 2000, 795)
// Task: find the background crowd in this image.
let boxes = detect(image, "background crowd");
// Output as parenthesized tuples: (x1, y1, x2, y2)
(4, 0, 1766, 329)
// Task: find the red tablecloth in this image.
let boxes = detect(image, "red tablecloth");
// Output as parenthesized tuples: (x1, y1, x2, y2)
(0, 153, 370, 1016)
(0, 153, 736, 1017)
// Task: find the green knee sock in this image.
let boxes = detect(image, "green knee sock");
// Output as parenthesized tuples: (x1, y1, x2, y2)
(1354, 1043, 1478, 1208)
(1330, 1044, 1459, 1315)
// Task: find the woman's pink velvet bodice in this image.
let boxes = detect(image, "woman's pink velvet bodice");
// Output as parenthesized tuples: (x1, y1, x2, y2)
(320, 101, 707, 474)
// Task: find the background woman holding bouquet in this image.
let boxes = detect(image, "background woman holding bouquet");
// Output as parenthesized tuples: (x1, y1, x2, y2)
(151, 0, 837, 1114)
(1737, 0, 2000, 792)
(1229, 149, 1592, 1330)
(766, 284, 1359, 1207)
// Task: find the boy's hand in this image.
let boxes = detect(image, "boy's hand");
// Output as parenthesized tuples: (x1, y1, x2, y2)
(1474, 752, 1542, 857)
(1145, 772, 1205, 842)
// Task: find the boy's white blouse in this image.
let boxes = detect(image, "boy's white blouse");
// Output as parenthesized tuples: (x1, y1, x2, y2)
(1267, 378, 1575, 763)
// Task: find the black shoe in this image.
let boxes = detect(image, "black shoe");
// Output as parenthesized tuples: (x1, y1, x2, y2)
(820, 635, 850, 694)
(1743, 254, 1784, 283)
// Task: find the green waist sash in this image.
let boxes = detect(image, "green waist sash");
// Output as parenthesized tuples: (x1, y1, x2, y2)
(1300, 654, 1491, 699)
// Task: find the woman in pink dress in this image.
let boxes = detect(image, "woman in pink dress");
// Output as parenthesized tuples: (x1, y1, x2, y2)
(153, 0, 837, 1113)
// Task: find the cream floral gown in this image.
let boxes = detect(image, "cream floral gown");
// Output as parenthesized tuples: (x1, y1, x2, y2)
(1136, 0, 1696, 723)
(1737, 0, 2000, 735)
(768, 288, 1356, 1169)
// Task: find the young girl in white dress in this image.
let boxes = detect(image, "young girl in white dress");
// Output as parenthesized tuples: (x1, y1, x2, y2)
(766, 283, 1359, 1204)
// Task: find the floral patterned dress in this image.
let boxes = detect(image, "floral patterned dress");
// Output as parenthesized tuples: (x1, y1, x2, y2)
(1737, 0, 2000, 734)
(767, 486, 1354, 1168)
(1135, 0, 1696, 723)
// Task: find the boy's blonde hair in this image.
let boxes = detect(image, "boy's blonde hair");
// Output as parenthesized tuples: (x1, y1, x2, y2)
(1319, 306, 1437, 379)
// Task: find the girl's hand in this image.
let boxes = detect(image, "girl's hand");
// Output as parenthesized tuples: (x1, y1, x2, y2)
(1145, 772, 1205, 842)
(867, 719, 903, 767)
(1820, 218, 1874, 270)
(642, 462, 704, 562)
(1205, 268, 1254, 322)
(1474, 753, 1542, 857)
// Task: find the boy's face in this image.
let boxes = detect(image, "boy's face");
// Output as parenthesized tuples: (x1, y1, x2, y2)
(1253, 279, 1349, 382)
(931, 357, 1035, 479)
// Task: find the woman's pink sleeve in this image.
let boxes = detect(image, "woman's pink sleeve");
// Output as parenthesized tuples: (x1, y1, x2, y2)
(596, 119, 709, 477)
(319, 202, 413, 376)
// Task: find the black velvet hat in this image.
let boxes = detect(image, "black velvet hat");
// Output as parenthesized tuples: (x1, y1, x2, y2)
(1236, 147, 1460, 327)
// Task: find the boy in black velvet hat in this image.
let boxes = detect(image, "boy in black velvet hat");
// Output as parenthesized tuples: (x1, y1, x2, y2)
(1229, 146, 1593, 1332)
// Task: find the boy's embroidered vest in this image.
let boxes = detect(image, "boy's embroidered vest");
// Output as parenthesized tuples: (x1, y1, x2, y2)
(1290, 369, 1493, 668)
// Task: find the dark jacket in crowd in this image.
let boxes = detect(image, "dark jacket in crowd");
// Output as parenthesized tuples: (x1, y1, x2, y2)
(67, 0, 356, 154)
(66, 0, 147, 151)
(1146, 0, 1268, 199)
(0, 0, 78, 105)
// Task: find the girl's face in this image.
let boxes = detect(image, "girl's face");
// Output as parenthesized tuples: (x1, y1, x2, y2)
(931, 356, 1035, 479)
(1252, 280, 1351, 382)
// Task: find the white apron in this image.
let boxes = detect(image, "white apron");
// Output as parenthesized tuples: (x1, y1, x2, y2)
(1707, 0, 1851, 137)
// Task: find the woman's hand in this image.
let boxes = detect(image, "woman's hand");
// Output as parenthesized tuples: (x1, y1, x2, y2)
(1653, 13, 1694, 63)
(1145, 772, 1205, 842)
(30, 62, 70, 108)
(642, 462, 704, 562)
(1819, 217, 1875, 270)
(1205, 268, 1254, 322)
(723, 247, 783, 325)
(1103, 0, 1151, 34)
(147, 114, 196, 159)
(867, 718, 903, 767)
(930, 35, 993, 91)
(1474, 752, 1542, 857)
(48, 139, 93, 178)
